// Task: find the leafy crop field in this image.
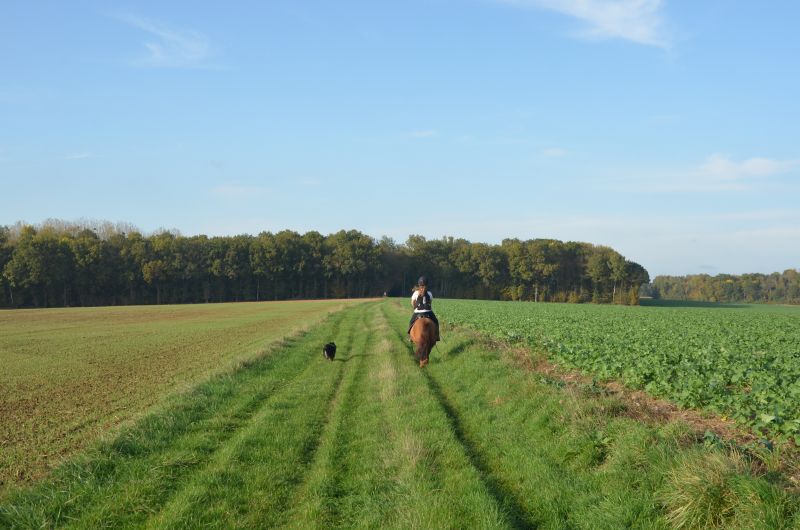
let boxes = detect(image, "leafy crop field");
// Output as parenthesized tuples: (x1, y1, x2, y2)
(2, 300, 798, 529)
(438, 299, 800, 441)
(0, 299, 360, 494)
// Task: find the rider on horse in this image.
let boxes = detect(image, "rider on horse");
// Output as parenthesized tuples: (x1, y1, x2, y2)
(408, 276, 440, 342)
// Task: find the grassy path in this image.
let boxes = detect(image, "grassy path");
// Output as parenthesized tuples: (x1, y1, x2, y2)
(2, 300, 798, 529)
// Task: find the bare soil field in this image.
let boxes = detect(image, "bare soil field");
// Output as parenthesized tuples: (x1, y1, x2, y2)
(0, 299, 362, 493)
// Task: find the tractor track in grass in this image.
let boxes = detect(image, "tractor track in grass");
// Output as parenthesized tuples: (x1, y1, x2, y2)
(380, 302, 535, 529)
(419, 371, 538, 530)
(278, 305, 376, 528)
(145, 307, 364, 528)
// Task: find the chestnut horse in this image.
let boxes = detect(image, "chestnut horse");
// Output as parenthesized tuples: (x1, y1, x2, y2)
(410, 317, 437, 367)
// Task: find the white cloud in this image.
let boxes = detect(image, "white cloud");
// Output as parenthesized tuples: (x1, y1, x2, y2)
(408, 130, 438, 138)
(400, 209, 800, 276)
(499, 0, 669, 47)
(696, 154, 799, 181)
(618, 154, 800, 193)
(542, 147, 568, 157)
(118, 14, 213, 68)
(714, 209, 800, 222)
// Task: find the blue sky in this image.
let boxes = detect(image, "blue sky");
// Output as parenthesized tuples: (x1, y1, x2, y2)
(2, 1, 799, 276)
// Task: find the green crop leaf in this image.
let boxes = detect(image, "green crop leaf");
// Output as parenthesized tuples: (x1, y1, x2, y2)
(759, 414, 776, 424)
(439, 298, 800, 441)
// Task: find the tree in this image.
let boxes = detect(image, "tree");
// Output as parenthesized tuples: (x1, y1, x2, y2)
(250, 232, 276, 301)
(586, 246, 613, 302)
(470, 243, 506, 298)
(141, 231, 177, 304)
(118, 231, 147, 304)
(0, 219, 666, 308)
(502, 238, 533, 301)
(223, 235, 253, 301)
(68, 229, 103, 306)
(274, 231, 302, 299)
(325, 230, 380, 297)
(0, 226, 13, 305)
(3, 227, 74, 306)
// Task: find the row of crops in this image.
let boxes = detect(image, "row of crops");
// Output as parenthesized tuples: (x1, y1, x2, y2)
(438, 299, 800, 441)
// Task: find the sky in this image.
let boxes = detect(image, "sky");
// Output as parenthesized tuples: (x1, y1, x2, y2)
(1, 0, 799, 277)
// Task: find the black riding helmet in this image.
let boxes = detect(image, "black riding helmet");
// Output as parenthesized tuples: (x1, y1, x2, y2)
(417, 276, 428, 287)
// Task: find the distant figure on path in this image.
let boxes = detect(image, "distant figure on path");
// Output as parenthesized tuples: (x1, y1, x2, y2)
(408, 276, 440, 342)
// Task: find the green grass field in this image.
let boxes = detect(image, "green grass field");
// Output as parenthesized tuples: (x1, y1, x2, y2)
(0, 299, 361, 494)
(2, 299, 799, 529)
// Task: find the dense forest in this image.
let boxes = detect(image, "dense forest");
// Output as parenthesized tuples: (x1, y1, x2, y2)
(649, 271, 800, 304)
(0, 220, 649, 308)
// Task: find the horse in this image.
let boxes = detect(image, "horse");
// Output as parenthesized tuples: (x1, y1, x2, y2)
(409, 316, 437, 367)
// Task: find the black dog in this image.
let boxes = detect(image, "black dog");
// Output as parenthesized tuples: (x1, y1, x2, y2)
(322, 342, 336, 361)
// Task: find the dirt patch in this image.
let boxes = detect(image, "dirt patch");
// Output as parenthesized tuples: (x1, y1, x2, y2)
(520, 348, 758, 445)
(469, 331, 757, 445)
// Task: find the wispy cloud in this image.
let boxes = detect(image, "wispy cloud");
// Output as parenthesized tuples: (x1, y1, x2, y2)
(408, 130, 438, 138)
(541, 147, 568, 157)
(696, 154, 798, 181)
(63, 152, 93, 160)
(498, 0, 670, 48)
(713, 209, 800, 223)
(413, 208, 800, 275)
(621, 154, 800, 193)
(118, 14, 215, 68)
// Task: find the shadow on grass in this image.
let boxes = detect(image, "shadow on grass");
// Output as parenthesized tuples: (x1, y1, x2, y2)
(420, 370, 538, 530)
(332, 354, 373, 363)
(443, 338, 475, 358)
(382, 311, 538, 528)
(640, 299, 749, 309)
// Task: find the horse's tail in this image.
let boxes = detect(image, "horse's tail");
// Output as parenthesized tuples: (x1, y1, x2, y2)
(415, 337, 428, 362)
(413, 318, 436, 364)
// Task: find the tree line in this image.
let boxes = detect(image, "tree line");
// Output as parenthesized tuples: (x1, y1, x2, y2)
(648, 271, 800, 304)
(0, 220, 649, 308)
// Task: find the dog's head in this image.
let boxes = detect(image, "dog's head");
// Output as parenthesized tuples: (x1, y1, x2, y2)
(322, 342, 337, 360)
